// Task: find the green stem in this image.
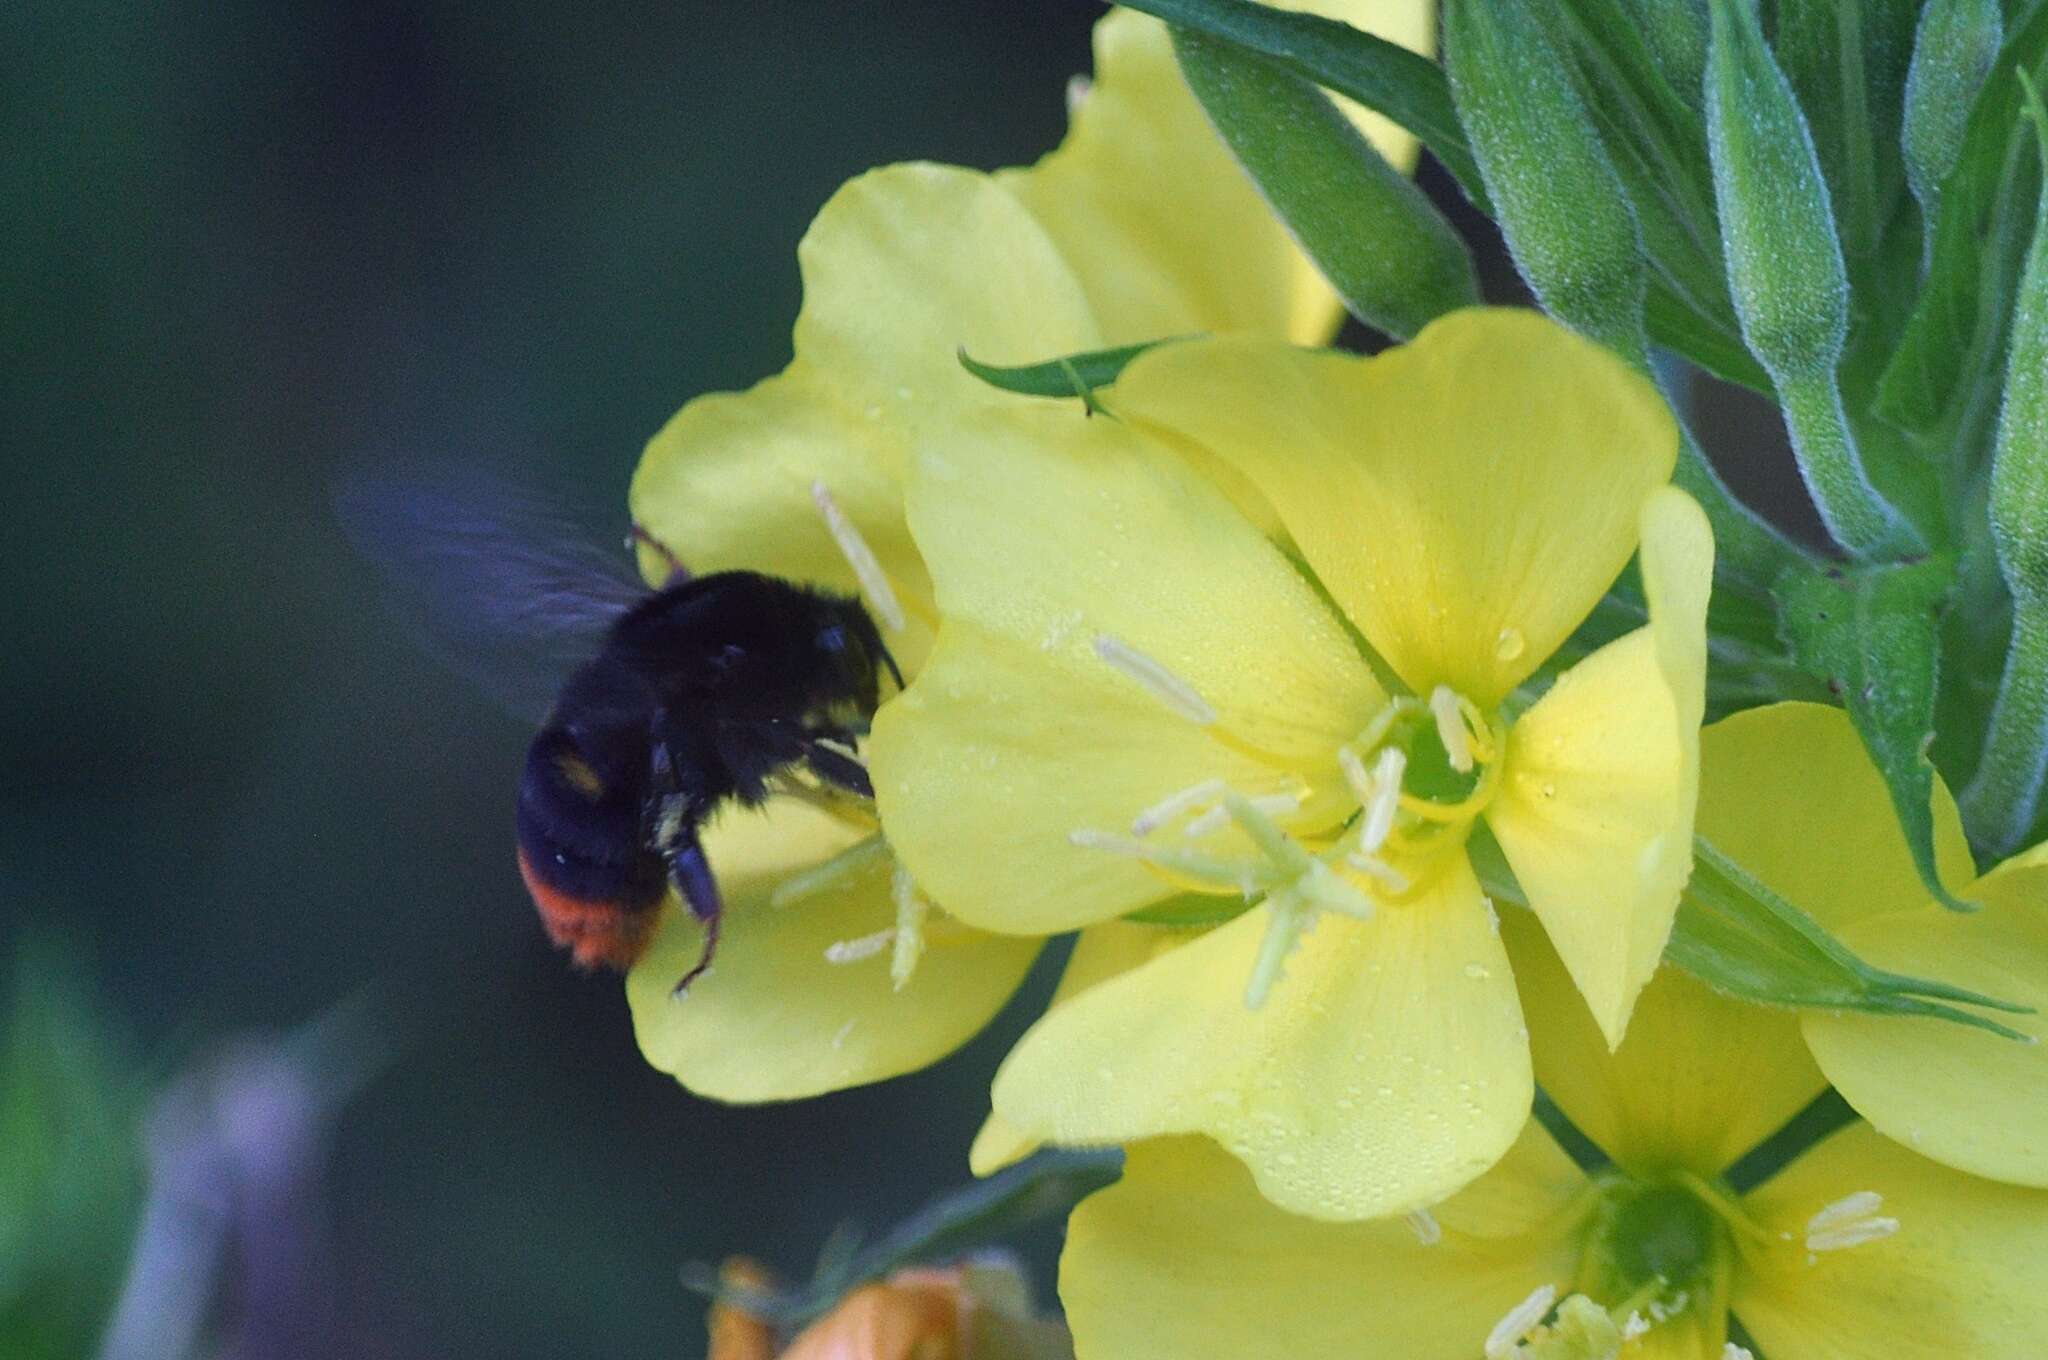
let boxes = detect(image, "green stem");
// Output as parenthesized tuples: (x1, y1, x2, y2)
(1777, 367, 1925, 559)
(1960, 598, 2048, 854)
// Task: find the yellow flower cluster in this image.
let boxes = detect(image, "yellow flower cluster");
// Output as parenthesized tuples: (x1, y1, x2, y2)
(627, 9, 2048, 1358)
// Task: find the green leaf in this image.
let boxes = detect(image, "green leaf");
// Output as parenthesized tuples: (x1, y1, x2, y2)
(958, 337, 1191, 405)
(682, 1149, 1122, 1329)
(1170, 26, 1480, 340)
(1668, 837, 2025, 1031)
(1877, 4, 2048, 433)
(1776, 555, 1973, 909)
(1469, 826, 2026, 1031)
(1110, 0, 1490, 206)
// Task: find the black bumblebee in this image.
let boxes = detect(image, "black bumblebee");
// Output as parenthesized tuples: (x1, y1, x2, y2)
(342, 475, 901, 991)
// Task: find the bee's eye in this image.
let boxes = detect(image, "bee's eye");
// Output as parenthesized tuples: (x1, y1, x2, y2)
(816, 624, 848, 653)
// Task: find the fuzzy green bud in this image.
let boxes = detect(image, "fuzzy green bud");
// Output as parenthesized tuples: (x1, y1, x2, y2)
(1172, 26, 1478, 340)
(1903, 0, 2004, 233)
(1705, 0, 1922, 558)
(1961, 76, 2048, 853)
(1443, 0, 1644, 348)
(1631, 0, 1709, 106)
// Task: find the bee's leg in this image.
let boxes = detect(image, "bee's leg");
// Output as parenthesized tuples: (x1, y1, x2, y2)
(803, 740, 873, 799)
(628, 522, 689, 587)
(666, 827, 724, 997)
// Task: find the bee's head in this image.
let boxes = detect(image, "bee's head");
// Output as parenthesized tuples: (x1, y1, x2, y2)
(813, 595, 903, 714)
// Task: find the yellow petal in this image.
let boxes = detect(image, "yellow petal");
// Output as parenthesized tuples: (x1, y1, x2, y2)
(991, 860, 1531, 1220)
(1800, 865, 2048, 1187)
(870, 409, 1382, 934)
(1060, 1127, 1583, 1360)
(1696, 702, 1974, 932)
(631, 366, 937, 668)
(1112, 311, 1679, 706)
(1503, 906, 1827, 1177)
(996, 7, 1427, 350)
(1487, 489, 1712, 1046)
(627, 803, 1041, 1101)
(969, 921, 1183, 1176)
(791, 163, 1103, 447)
(1734, 1122, 2048, 1358)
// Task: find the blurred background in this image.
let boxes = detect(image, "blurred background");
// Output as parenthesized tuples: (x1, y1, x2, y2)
(3, 2, 1808, 1356)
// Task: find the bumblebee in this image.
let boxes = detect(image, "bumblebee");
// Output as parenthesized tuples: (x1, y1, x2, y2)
(343, 475, 901, 991)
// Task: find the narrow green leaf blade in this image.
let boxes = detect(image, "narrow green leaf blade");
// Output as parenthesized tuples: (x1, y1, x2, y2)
(1776, 556, 1972, 909)
(958, 337, 1191, 401)
(1112, 0, 1489, 204)
(1171, 27, 1480, 340)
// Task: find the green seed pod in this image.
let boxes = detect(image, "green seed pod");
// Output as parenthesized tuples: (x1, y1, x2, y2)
(1903, 0, 2004, 234)
(1442, 0, 1644, 351)
(1171, 26, 1479, 340)
(1630, 0, 1709, 107)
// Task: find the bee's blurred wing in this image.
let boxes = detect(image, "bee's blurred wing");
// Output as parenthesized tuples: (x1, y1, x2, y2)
(337, 469, 655, 724)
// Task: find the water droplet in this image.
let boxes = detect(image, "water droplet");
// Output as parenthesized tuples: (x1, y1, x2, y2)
(1463, 962, 1491, 980)
(1494, 627, 1526, 662)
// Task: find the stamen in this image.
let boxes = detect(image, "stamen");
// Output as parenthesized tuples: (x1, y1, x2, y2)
(1184, 790, 1298, 839)
(1345, 850, 1411, 893)
(1430, 686, 1474, 773)
(1484, 1284, 1557, 1359)
(824, 928, 895, 965)
(1338, 745, 1375, 804)
(889, 864, 929, 991)
(1093, 633, 1218, 725)
(1132, 778, 1225, 836)
(1723, 1346, 1756, 1360)
(1805, 1191, 1898, 1253)
(811, 479, 907, 633)
(1244, 889, 1315, 1010)
(1620, 1314, 1649, 1341)
(1069, 828, 1260, 895)
(1359, 748, 1406, 852)
(1404, 1208, 1441, 1246)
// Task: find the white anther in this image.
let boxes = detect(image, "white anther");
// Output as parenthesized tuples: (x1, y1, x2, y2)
(771, 834, 889, 908)
(1338, 745, 1375, 804)
(1806, 1191, 1899, 1253)
(1621, 1313, 1649, 1341)
(1484, 1284, 1556, 1359)
(1722, 1346, 1756, 1360)
(811, 479, 906, 633)
(1065, 74, 1093, 117)
(1359, 748, 1406, 851)
(1346, 850, 1410, 893)
(1404, 1208, 1440, 1246)
(889, 864, 929, 991)
(1069, 828, 1151, 856)
(1093, 633, 1218, 725)
(824, 928, 896, 965)
(1132, 778, 1226, 836)
(1430, 686, 1474, 773)
(1184, 803, 1231, 839)
(1647, 1292, 1689, 1323)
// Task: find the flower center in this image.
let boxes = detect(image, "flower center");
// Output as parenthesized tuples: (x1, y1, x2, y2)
(1071, 636, 1513, 1008)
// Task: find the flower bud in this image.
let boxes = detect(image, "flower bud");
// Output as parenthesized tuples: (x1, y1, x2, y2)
(1171, 26, 1479, 340)
(1903, 0, 2004, 232)
(1704, 0, 1848, 376)
(1443, 0, 1644, 351)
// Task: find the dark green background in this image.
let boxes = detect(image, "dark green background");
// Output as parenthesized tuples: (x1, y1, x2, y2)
(3, 3, 1815, 1356)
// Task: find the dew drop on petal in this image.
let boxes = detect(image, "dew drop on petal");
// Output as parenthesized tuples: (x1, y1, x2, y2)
(1494, 627, 1526, 662)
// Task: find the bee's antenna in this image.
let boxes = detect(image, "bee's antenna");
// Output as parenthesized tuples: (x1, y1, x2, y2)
(628, 522, 689, 587)
(877, 637, 905, 693)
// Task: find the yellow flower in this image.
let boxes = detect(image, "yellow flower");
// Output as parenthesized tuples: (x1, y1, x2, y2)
(625, 5, 1430, 1102)
(870, 309, 1709, 1219)
(1059, 907, 2048, 1360)
(1693, 703, 2048, 1189)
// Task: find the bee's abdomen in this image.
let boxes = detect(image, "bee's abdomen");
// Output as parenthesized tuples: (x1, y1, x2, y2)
(515, 727, 664, 971)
